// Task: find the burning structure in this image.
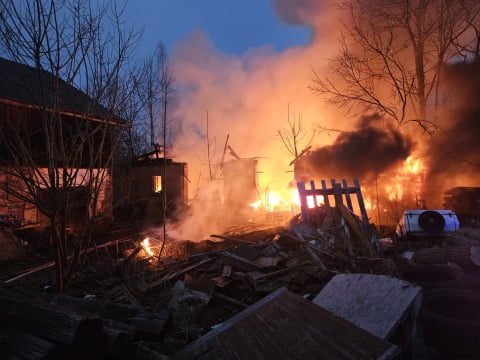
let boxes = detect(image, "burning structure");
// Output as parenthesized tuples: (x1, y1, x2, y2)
(121, 149, 188, 226)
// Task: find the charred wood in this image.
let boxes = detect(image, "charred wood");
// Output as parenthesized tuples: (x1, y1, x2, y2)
(0, 329, 60, 360)
(291, 231, 327, 270)
(336, 203, 377, 257)
(137, 258, 212, 293)
(0, 295, 103, 346)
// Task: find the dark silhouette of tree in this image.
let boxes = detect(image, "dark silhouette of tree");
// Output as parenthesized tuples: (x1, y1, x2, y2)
(0, 0, 141, 292)
(311, 0, 480, 133)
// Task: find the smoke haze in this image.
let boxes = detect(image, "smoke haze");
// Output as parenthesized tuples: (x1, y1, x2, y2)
(159, 0, 480, 238)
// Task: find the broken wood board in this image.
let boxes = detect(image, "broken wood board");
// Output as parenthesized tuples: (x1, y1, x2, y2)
(136, 258, 212, 293)
(312, 273, 422, 340)
(336, 203, 377, 257)
(172, 287, 398, 360)
(220, 251, 263, 272)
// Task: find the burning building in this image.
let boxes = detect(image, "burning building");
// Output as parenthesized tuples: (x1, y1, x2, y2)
(123, 149, 188, 226)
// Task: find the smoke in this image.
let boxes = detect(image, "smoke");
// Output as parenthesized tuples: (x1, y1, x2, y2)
(295, 113, 414, 182)
(159, 0, 480, 238)
(161, 1, 348, 240)
(422, 60, 480, 207)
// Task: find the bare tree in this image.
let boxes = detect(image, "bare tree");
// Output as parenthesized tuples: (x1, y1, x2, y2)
(274, 104, 315, 164)
(310, 0, 480, 132)
(0, 0, 141, 292)
(156, 42, 175, 258)
(137, 42, 175, 155)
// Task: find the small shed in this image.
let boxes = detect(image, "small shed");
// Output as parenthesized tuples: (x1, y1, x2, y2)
(126, 150, 188, 225)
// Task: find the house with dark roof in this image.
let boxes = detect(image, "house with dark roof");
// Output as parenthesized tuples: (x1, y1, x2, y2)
(0, 57, 126, 229)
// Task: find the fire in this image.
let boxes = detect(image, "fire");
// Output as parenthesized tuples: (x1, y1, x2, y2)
(404, 156, 422, 175)
(266, 191, 290, 211)
(249, 200, 262, 210)
(250, 190, 299, 212)
(248, 155, 424, 226)
(141, 237, 155, 257)
(290, 188, 323, 208)
(250, 188, 326, 214)
(306, 194, 324, 208)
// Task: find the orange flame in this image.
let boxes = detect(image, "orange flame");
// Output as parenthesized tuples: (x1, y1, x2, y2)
(141, 237, 155, 257)
(404, 156, 422, 175)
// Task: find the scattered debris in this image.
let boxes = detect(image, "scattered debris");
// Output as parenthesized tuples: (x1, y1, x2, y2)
(2, 177, 480, 359)
(172, 287, 399, 360)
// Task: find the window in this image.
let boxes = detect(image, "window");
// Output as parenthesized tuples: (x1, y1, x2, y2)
(153, 175, 162, 193)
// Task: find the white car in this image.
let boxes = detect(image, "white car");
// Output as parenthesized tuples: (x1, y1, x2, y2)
(395, 209, 460, 240)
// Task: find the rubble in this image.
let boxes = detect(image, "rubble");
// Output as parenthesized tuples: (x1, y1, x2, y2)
(1, 178, 480, 359)
(172, 287, 399, 360)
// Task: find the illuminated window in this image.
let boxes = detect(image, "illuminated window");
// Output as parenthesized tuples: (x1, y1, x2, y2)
(153, 176, 162, 193)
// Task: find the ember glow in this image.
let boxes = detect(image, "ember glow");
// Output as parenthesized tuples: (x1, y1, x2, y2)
(141, 237, 155, 257)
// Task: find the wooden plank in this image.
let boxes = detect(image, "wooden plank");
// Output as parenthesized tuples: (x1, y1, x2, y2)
(296, 181, 310, 222)
(342, 178, 354, 211)
(172, 287, 398, 360)
(337, 202, 377, 257)
(321, 179, 330, 208)
(136, 258, 212, 292)
(0, 284, 169, 345)
(353, 177, 370, 226)
(252, 261, 308, 283)
(220, 251, 263, 272)
(210, 234, 257, 244)
(292, 231, 327, 270)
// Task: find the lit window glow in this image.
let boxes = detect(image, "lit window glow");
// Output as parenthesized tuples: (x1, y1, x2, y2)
(153, 176, 162, 193)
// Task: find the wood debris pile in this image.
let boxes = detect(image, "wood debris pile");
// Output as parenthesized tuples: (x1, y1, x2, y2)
(0, 197, 400, 359)
(2, 178, 480, 358)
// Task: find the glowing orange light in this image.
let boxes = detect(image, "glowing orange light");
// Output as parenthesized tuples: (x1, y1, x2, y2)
(249, 200, 262, 210)
(141, 237, 155, 257)
(404, 156, 422, 174)
(305, 195, 324, 208)
(291, 189, 300, 206)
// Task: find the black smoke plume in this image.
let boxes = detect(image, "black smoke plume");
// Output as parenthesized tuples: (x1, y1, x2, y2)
(295, 113, 414, 182)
